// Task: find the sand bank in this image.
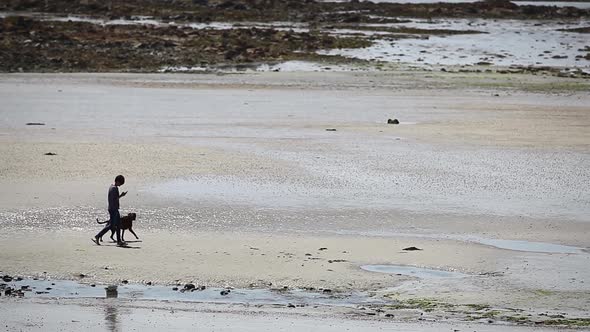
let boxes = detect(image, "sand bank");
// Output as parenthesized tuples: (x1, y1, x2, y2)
(0, 72, 589, 329)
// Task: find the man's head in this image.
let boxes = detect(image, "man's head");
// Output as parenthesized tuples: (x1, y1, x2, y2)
(115, 175, 125, 186)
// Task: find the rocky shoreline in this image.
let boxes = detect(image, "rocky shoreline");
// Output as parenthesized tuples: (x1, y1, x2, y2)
(1, 0, 590, 73)
(3, 0, 590, 21)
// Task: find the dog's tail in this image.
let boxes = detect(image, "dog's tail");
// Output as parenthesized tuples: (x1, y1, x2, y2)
(96, 218, 109, 224)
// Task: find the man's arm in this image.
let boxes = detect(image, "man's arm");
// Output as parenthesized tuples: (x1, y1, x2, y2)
(119, 191, 127, 198)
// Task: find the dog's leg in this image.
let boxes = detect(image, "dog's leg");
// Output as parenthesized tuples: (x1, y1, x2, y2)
(121, 229, 126, 242)
(129, 228, 139, 239)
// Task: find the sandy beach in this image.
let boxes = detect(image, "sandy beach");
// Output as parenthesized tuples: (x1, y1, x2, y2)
(1, 71, 589, 330)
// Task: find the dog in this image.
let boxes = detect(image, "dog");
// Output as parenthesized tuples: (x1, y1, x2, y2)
(96, 213, 138, 242)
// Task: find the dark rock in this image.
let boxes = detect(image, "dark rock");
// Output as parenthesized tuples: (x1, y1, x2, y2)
(184, 283, 196, 290)
(402, 246, 422, 251)
(78, 274, 86, 278)
(172, 287, 178, 291)
(146, 281, 152, 286)
(46, 287, 52, 290)
(26, 123, 45, 126)
(318, 248, 328, 251)
(2, 276, 13, 282)
(16, 277, 23, 281)
(121, 280, 128, 284)
(220, 289, 231, 296)
(91, 284, 96, 287)
(287, 303, 296, 308)
(322, 289, 332, 293)
(387, 119, 400, 124)
(105, 285, 118, 298)
(385, 313, 394, 318)
(44, 152, 57, 156)
(5, 288, 12, 296)
(325, 128, 337, 131)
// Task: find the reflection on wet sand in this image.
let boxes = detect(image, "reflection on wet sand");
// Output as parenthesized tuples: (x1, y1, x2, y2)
(104, 305, 120, 332)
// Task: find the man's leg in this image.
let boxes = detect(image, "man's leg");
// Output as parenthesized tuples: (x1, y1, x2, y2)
(96, 224, 111, 239)
(110, 210, 123, 244)
(94, 219, 112, 244)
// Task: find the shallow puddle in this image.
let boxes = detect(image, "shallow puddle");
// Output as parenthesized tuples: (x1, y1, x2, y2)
(1, 278, 382, 307)
(468, 237, 583, 254)
(361, 265, 467, 278)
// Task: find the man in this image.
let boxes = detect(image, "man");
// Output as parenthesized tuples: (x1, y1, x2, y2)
(92, 175, 128, 247)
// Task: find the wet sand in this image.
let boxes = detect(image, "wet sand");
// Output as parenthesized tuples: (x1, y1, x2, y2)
(4, 298, 584, 332)
(0, 72, 589, 329)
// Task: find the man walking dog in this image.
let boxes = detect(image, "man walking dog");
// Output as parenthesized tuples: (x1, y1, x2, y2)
(92, 175, 128, 247)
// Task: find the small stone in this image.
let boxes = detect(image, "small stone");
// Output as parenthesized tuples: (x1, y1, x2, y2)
(325, 128, 337, 132)
(172, 287, 178, 291)
(44, 152, 57, 156)
(220, 289, 231, 296)
(121, 280, 128, 284)
(78, 274, 86, 278)
(46, 287, 52, 291)
(385, 313, 394, 318)
(146, 282, 152, 286)
(318, 248, 327, 251)
(184, 283, 195, 290)
(387, 119, 400, 124)
(2, 276, 12, 282)
(199, 285, 206, 291)
(322, 289, 332, 293)
(287, 303, 296, 308)
(26, 123, 45, 126)
(91, 284, 96, 287)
